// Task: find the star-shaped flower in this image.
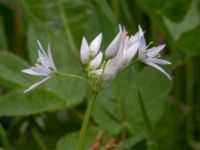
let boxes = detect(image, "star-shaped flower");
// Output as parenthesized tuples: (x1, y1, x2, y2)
(138, 26, 171, 79)
(22, 40, 57, 93)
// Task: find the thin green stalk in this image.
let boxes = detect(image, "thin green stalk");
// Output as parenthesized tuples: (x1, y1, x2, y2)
(32, 127, 48, 150)
(55, 71, 90, 84)
(0, 123, 10, 150)
(137, 89, 160, 150)
(57, 0, 77, 54)
(77, 90, 98, 150)
(186, 58, 194, 144)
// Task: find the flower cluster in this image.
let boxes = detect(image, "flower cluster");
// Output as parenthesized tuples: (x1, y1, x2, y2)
(80, 25, 171, 90)
(22, 25, 171, 93)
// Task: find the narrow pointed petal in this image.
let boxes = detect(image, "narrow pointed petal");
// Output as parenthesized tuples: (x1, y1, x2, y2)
(89, 33, 102, 56)
(147, 62, 171, 79)
(38, 50, 52, 68)
(80, 37, 89, 64)
(22, 66, 50, 76)
(147, 44, 165, 58)
(125, 42, 140, 63)
(151, 58, 171, 65)
(89, 51, 103, 69)
(24, 76, 52, 93)
(105, 27, 124, 58)
(47, 43, 56, 69)
(138, 26, 146, 51)
(139, 25, 145, 36)
(37, 40, 46, 54)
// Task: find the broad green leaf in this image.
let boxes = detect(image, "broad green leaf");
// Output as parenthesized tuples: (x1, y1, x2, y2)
(56, 128, 99, 150)
(92, 66, 172, 135)
(137, 0, 191, 22)
(0, 51, 33, 89)
(176, 25, 200, 52)
(0, 90, 65, 116)
(163, 1, 200, 40)
(21, 0, 92, 52)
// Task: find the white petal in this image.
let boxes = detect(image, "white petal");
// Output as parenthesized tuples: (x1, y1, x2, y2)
(24, 76, 52, 93)
(105, 26, 124, 58)
(138, 26, 146, 51)
(125, 42, 140, 63)
(138, 25, 144, 37)
(89, 33, 102, 56)
(138, 49, 146, 62)
(22, 66, 50, 76)
(38, 50, 52, 68)
(37, 40, 46, 55)
(80, 37, 89, 64)
(146, 62, 171, 79)
(151, 58, 171, 65)
(89, 51, 103, 69)
(147, 44, 165, 58)
(47, 43, 56, 69)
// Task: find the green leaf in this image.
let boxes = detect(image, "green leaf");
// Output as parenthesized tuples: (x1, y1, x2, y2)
(0, 51, 32, 89)
(175, 25, 200, 52)
(92, 66, 172, 135)
(163, 1, 200, 40)
(56, 128, 99, 150)
(0, 90, 65, 116)
(137, 0, 191, 22)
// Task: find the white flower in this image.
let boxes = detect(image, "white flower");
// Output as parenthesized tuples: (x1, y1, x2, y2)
(22, 40, 56, 93)
(89, 51, 103, 70)
(80, 33, 102, 64)
(138, 26, 171, 79)
(105, 25, 124, 58)
(86, 25, 141, 88)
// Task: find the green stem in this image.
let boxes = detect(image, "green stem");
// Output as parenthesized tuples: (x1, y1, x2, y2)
(32, 127, 48, 150)
(0, 123, 10, 149)
(137, 89, 160, 150)
(57, 0, 77, 54)
(55, 71, 90, 84)
(77, 90, 98, 150)
(186, 58, 194, 144)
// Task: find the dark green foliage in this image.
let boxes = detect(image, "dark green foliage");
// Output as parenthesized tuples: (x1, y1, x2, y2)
(0, 0, 199, 149)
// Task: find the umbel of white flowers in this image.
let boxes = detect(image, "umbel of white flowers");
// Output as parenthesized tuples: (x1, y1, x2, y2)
(22, 25, 171, 93)
(80, 25, 171, 90)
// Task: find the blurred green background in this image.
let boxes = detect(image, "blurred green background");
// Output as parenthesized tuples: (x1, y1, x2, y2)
(0, 0, 200, 149)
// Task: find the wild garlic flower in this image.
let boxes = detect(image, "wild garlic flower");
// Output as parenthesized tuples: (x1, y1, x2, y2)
(80, 25, 141, 89)
(80, 33, 102, 64)
(138, 26, 171, 79)
(22, 40, 56, 93)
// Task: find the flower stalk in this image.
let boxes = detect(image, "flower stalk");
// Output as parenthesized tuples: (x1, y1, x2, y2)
(77, 90, 98, 150)
(55, 71, 90, 84)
